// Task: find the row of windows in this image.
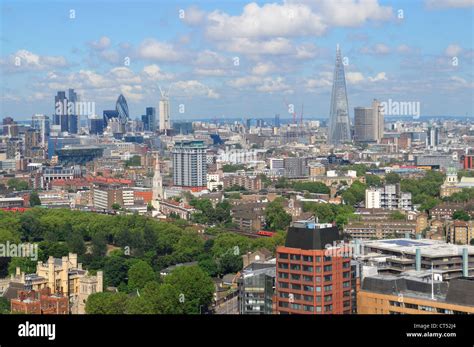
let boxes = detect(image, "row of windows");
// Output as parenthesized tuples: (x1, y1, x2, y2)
(279, 254, 346, 263)
(279, 281, 351, 291)
(278, 301, 335, 312)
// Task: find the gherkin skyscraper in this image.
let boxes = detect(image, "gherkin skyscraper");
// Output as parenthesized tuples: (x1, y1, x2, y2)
(328, 45, 351, 145)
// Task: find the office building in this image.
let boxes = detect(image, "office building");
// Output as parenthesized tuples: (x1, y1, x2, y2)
(172, 140, 207, 188)
(238, 260, 276, 314)
(67, 89, 79, 134)
(31, 114, 50, 146)
(89, 115, 104, 135)
(354, 99, 384, 143)
(358, 275, 474, 314)
(54, 91, 67, 130)
(115, 94, 129, 126)
(275, 219, 352, 314)
(426, 125, 439, 149)
(328, 45, 351, 145)
(284, 157, 308, 178)
(93, 184, 134, 210)
(172, 121, 193, 135)
(274, 114, 281, 128)
(24, 128, 40, 158)
(142, 107, 156, 132)
(103, 110, 119, 127)
(159, 88, 171, 132)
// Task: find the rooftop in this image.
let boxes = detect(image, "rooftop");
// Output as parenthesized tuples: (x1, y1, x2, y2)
(362, 238, 474, 258)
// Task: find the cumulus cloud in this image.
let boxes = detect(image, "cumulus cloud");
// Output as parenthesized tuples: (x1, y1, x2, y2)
(228, 75, 292, 93)
(252, 62, 277, 75)
(346, 72, 365, 84)
(172, 80, 220, 99)
(368, 72, 387, 82)
(137, 39, 182, 61)
(181, 5, 206, 25)
(0, 49, 68, 72)
(142, 64, 174, 81)
(89, 36, 111, 50)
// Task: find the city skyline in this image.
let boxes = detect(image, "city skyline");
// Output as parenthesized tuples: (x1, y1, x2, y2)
(0, 0, 473, 121)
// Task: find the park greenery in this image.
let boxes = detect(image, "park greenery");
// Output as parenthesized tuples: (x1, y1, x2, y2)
(0, 207, 286, 314)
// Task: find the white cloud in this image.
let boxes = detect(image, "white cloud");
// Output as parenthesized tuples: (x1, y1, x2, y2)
(142, 64, 174, 81)
(181, 6, 206, 25)
(346, 72, 365, 84)
(172, 80, 220, 99)
(368, 72, 387, 82)
(228, 75, 292, 93)
(360, 43, 391, 55)
(194, 68, 228, 77)
(1, 49, 68, 72)
(252, 62, 277, 75)
(397, 44, 412, 54)
(90, 36, 111, 50)
(137, 39, 182, 61)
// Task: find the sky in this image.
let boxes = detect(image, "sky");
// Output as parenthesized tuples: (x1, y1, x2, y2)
(0, 0, 473, 122)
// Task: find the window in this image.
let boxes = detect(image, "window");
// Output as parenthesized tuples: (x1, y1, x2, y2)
(316, 286, 321, 292)
(324, 256, 332, 262)
(324, 275, 332, 282)
(303, 255, 313, 262)
(303, 275, 313, 282)
(291, 274, 301, 281)
(278, 263, 289, 269)
(324, 285, 332, 292)
(324, 265, 332, 272)
(279, 253, 288, 259)
(343, 281, 350, 288)
(303, 265, 313, 272)
(290, 254, 301, 261)
(316, 306, 322, 312)
(279, 301, 289, 308)
(389, 301, 401, 307)
(279, 272, 289, 279)
(290, 264, 301, 271)
(304, 305, 314, 312)
(343, 262, 350, 268)
(304, 295, 313, 302)
(324, 295, 332, 302)
(325, 304, 333, 312)
(315, 256, 321, 262)
(279, 282, 289, 289)
(291, 283, 301, 290)
(315, 267, 321, 273)
(343, 271, 350, 279)
(303, 285, 314, 292)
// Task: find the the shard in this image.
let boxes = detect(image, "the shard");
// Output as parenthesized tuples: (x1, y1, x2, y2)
(328, 45, 351, 145)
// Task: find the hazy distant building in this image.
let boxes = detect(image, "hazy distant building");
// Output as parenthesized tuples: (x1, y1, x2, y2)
(115, 94, 129, 126)
(159, 89, 171, 132)
(103, 110, 119, 128)
(54, 91, 67, 130)
(31, 114, 50, 146)
(2, 117, 18, 138)
(274, 114, 281, 128)
(172, 140, 207, 188)
(89, 115, 104, 135)
(426, 125, 439, 149)
(67, 89, 79, 134)
(328, 45, 351, 145)
(354, 99, 384, 143)
(142, 107, 156, 132)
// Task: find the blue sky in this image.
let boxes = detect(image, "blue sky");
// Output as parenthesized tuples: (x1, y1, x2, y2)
(1, 0, 473, 121)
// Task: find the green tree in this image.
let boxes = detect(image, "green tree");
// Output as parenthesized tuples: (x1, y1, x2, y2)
(29, 191, 41, 207)
(390, 211, 406, 220)
(218, 253, 243, 275)
(452, 210, 470, 221)
(111, 203, 121, 211)
(365, 174, 382, 187)
(163, 266, 215, 314)
(128, 260, 156, 291)
(85, 292, 129, 314)
(103, 255, 129, 287)
(385, 172, 401, 184)
(265, 198, 292, 231)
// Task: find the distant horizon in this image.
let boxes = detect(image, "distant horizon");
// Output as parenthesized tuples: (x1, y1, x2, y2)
(1, 0, 473, 120)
